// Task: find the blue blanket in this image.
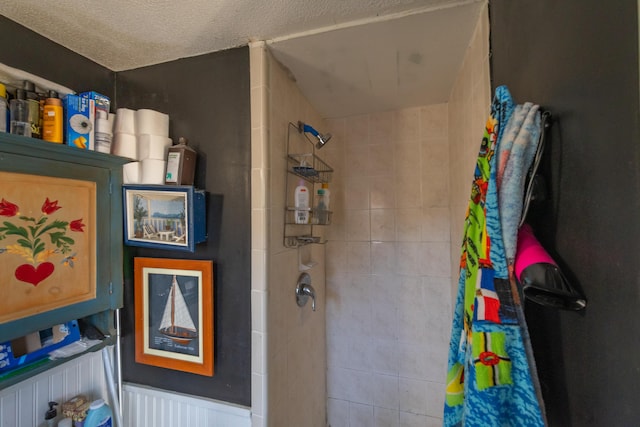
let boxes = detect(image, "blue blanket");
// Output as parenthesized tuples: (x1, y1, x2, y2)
(444, 86, 545, 426)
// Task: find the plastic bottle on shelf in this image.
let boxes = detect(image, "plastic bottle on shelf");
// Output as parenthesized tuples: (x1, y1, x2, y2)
(83, 399, 113, 427)
(10, 88, 31, 137)
(23, 80, 41, 138)
(315, 187, 328, 225)
(294, 179, 310, 224)
(42, 90, 63, 143)
(0, 83, 7, 133)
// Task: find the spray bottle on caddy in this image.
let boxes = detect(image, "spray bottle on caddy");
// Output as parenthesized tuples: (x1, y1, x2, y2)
(315, 183, 330, 224)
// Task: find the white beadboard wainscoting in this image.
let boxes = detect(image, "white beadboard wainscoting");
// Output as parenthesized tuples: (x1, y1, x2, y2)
(0, 350, 109, 427)
(123, 383, 251, 427)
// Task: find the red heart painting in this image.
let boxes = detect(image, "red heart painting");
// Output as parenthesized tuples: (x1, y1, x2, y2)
(15, 262, 55, 286)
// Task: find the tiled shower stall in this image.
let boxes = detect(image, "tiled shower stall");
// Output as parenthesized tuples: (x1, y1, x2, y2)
(250, 4, 490, 426)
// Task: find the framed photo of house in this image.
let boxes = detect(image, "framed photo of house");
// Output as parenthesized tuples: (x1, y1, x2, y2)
(134, 257, 214, 376)
(123, 185, 206, 252)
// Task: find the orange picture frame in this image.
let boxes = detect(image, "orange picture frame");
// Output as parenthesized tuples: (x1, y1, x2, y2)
(134, 257, 214, 376)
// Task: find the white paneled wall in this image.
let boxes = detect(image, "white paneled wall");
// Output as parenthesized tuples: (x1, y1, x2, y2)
(0, 350, 108, 427)
(122, 383, 251, 427)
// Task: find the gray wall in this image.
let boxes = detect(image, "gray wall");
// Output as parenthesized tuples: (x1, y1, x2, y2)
(0, 17, 252, 406)
(490, 1, 640, 425)
(117, 49, 252, 406)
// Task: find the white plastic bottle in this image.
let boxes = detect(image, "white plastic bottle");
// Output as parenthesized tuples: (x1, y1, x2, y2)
(83, 399, 112, 427)
(294, 180, 310, 224)
(321, 183, 330, 211)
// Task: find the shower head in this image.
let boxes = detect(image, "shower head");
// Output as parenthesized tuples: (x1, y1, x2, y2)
(298, 121, 332, 149)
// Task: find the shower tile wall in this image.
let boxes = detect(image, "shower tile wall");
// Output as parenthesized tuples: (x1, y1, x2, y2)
(324, 4, 490, 427)
(324, 105, 451, 427)
(250, 42, 327, 427)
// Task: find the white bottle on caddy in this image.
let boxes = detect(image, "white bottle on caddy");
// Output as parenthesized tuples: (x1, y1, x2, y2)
(294, 179, 310, 224)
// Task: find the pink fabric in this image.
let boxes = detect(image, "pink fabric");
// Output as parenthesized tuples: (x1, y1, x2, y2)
(514, 224, 557, 279)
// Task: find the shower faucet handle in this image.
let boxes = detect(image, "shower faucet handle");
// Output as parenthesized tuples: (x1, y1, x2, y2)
(296, 272, 316, 311)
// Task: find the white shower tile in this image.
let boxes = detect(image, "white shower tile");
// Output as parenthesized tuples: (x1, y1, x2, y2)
(327, 398, 350, 427)
(349, 403, 374, 427)
(370, 176, 397, 209)
(346, 114, 370, 146)
(370, 111, 394, 146)
(371, 209, 395, 242)
(396, 242, 421, 276)
(421, 207, 451, 242)
(370, 144, 395, 176)
(251, 249, 266, 291)
(375, 407, 400, 427)
(397, 342, 431, 380)
(371, 242, 397, 276)
(373, 374, 400, 409)
(399, 377, 428, 415)
(346, 209, 371, 241)
(395, 142, 421, 175)
(345, 175, 371, 209)
(421, 140, 449, 177)
(346, 144, 370, 177)
(395, 172, 422, 209)
(394, 108, 420, 143)
(422, 175, 448, 208)
(420, 104, 448, 139)
(419, 242, 451, 278)
(424, 380, 446, 418)
(396, 208, 422, 242)
(399, 412, 441, 427)
(347, 242, 371, 274)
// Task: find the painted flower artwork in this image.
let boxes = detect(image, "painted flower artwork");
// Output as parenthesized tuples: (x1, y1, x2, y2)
(0, 197, 85, 286)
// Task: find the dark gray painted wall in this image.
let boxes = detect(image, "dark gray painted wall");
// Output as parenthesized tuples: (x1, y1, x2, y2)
(490, 1, 640, 425)
(116, 49, 252, 406)
(0, 16, 115, 97)
(0, 17, 252, 406)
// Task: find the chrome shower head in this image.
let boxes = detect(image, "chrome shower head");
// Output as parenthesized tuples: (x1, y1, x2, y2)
(298, 121, 332, 149)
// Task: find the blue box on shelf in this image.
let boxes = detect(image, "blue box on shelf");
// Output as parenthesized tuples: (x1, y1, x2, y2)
(0, 320, 81, 373)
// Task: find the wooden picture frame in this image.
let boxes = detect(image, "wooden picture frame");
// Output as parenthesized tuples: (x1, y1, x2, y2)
(123, 185, 206, 252)
(134, 257, 214, 376)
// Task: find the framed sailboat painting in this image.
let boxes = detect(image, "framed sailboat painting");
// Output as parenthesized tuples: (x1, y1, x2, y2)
(134, 257, 214, 376)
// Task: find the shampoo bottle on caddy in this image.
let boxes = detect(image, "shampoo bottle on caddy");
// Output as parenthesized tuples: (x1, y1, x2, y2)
(294, 179, 310, 224)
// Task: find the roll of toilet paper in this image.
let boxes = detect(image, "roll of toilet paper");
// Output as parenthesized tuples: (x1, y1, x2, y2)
(136, 109, 169, 137)
(137, 134, 172, 160)
(114, 108, 136, 134)
(112, 132, 138, 159)
(123, 162, 141, 184)
(141, 159, 167, 184)
(109, 113, 116, 133)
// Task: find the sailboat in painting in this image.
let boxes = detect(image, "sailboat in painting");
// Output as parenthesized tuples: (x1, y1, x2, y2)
(159, 275, 197, 344)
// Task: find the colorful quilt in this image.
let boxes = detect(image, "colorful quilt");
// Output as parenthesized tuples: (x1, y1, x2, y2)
(443, 86, 546, 426)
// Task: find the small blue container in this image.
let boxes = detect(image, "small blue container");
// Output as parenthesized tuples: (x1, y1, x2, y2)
(83, 399, 112, 427)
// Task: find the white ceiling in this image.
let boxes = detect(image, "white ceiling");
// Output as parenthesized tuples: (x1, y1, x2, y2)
(0, 0, 484, 117)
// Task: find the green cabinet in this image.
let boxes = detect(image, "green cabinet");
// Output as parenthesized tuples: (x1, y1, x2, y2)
(0, 134, 128, 345)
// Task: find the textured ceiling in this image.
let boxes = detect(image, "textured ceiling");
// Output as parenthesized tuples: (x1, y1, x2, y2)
(0, 0, 485, 117)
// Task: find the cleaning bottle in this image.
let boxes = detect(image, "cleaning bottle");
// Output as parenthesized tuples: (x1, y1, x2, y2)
(42, 90, 63, 143)
(0, 83, 7, 132)
(294, 180, 310, 224)
(84, 399, 113, 427)
(43, 401, 58, 427)
(10, 88, 31, 137)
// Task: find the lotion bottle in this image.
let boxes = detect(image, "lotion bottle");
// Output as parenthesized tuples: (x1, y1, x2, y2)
(294, 180, 310, 224)
(42, 90, 63, 143)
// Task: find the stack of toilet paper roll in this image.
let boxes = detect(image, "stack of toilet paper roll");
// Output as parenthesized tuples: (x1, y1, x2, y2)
(112, 108, 172, 184)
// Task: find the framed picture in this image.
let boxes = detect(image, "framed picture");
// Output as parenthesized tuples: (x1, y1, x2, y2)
(123, 185, 206, 252)
(134, 257, 214, 376)
(0, 171, 97, 324)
